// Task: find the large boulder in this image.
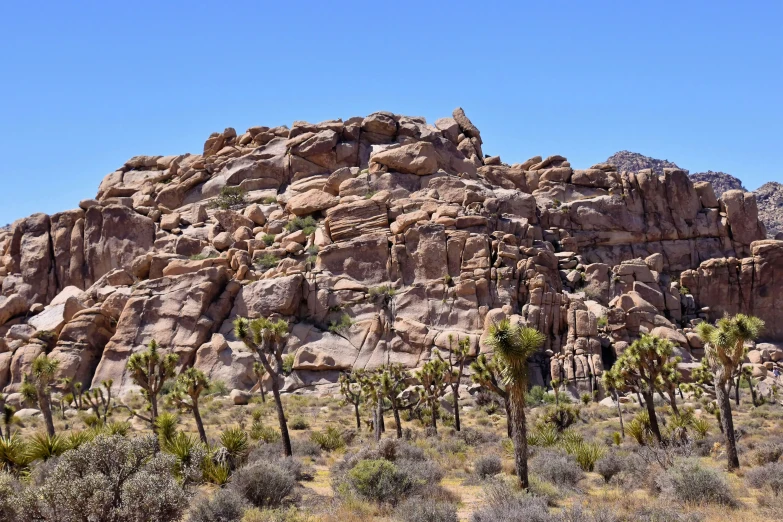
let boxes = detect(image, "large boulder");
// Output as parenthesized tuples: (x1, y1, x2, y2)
(285, 189, 339, 216)
(370, 142, 439, 176)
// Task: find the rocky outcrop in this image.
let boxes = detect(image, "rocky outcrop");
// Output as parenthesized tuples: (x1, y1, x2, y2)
(1, 108, 781, 397)
(754, 182, 783, 238)
(689, 171, 746, 198)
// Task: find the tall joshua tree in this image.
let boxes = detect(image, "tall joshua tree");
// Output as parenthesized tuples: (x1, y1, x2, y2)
(29, 355, 60, 436)
(415, 351, 450, 434)
(234, 316, 293, 457)
(171, 367, 210, 444)
(485, 319, 545, 489)
(471, 353, 512, 437)
(602, 334, 681, 445)
(446, 336, 470, 432)
(126, 340, 178, 425)
(378, 364, 411, 439)
(696, 314, 764, 471)
(252, 362, 267, 403)
(339, 370, 365, 430)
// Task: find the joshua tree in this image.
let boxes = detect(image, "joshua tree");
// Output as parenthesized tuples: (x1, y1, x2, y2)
(696, 313, 764, 471)
(234, 316, 293, 457)
(339, 370, 365, 430)
(601, 373, 625, 438)
(415, 350, 450, 434)
(83, 380, 114, 424)
(171, 367, 210, 444)
(27, 355, 60, 436)
(602, 334, 681, 445)
(252, 361, 267, 403)
(378, 364, 412, 439)
(126, 340, 178, 425)
(470, 353, 512, 437)
(446, 335, 470, 432)
(359, 369, 388, 440)
(485, 319, 545, 489)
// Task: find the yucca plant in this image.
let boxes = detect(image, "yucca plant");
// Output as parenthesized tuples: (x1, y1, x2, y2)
(691, 417, 710, 440)
(105, 421, 131, 437)
(626, 416, 651, 446)
(249, 422, 281, 443)
(0, 433, 30, 474)
(530, 424, 559, 447)
(310, 426, 345, 451)
(220, 426, 249, 469)
(202, 459, 231, 486)
(561, 440, 606, 472)
(65, 430, 94, 450)
(26, 432, 68, 462)
(155, 412, 179, 444)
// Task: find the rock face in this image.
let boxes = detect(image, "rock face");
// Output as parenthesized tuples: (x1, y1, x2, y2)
(690, 171, 746, 198)
(1, 108, 782, 397)
(754, 182, 783, 238)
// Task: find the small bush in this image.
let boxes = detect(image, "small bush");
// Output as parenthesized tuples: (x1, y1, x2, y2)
(289, 416, 310, 430)
(543, 403, 580, 431)
(474, 455, 502, 479)
(0, 472, 19, 522)
(231, 461, 297, 508)
(457, 427, 499, 447)
(595, 451, 625, 483)
(285, 216, 317, 236)
(657, 459, 735, 506)
(328, 314, 354, 334)
(347, 459, 413, 505)
(745, 462, 783, 495)
(562, 440, 606, 472)
(311, 426, 345, 452)
(261, 233, 276, 245)
(395, 498, 458, 522)
(250, 423, 282, 443)
(188, 488, 249, 522)
(213, 186, 247, 210)
(470, 481, 551, 522)
(531, 450, 584, 488)
(753, 441, 783, 465)
(256, 253, 281, 270)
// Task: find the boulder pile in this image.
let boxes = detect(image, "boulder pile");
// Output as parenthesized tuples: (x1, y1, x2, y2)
(1, 108, 781, 398)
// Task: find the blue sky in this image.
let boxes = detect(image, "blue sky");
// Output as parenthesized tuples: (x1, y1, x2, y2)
(1, 1, 780, 225)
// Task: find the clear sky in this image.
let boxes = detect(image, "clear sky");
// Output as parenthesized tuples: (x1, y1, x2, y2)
(1, 1, 781, 225)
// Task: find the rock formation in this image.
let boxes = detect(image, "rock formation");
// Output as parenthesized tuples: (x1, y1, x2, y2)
(689, 171, 746, 198)
(1, 109, 781, 399)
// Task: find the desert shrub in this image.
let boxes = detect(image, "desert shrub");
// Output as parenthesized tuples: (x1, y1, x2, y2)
(656, 459, 735, 506)
(397, 457, 444, 485)
(632, 504, 705, 522)
(457, 427, 499, 447)
(285, 216, 317, 235)
(595, 451, 626, 483)
(212, 186, 246, 210)
(256, 253, 281, 270)
(292, 438, 322, 458)
(289, 416, 310, 430)
(11, 435, 187, 522)
(561, 440, 606, 472)
(0, 471, 19, 522)
(221, 427, 250, 469)
(231, 461, 298, 508)
(395, 497, 458, 522)
(543, 403, 580, 431)
(527, 385, 547, 406)
(531, 450, 584, 488)
(474, 455, 502, 479)
(250, 423, 281, 443)
(188, 488, 249, 522)
(753, 441, 783, 465)
(745, 461, 783, 495)
(470, 481, 551, 522)
(328, 314, 354, 334)
(346, 459, 413, 505)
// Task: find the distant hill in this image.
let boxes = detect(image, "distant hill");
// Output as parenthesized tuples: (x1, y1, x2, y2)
(605, 152, 779, 238)
(689, 171, 746, 198)
(605, 150, 680, 176)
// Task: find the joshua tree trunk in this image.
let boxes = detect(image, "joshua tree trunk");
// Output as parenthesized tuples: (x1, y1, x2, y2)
(734, 377, 740, 406)
(150, 391, 159, 425)
(259, 385, 266, 403)
(430, 404, 438, 434)
(667, 389, 680, 416)
(452, 385, 461, 432)
(354, 403, 361, 430)
(642, 390, 662, 444)
(508, 382, 529, 489)
(192, 400, 207, 444)
(716, 379, 740, 470)
(504, 400, 512, 438)
(392, 404, 402, 439)
(373, 404, 382, 441)
(746, 374, 759, 407)
(37, 386, 55, 437)
(270, 379, 292, 456)
(613, 390, 625, 437)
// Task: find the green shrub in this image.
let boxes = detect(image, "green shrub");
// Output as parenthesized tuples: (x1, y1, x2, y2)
(289, 416, 310, 430)
(26, 433, 68, 462)
(250, 423, 281, 444)
(347, 459, 413, 504)
(212, 186, 247, 210)
(220, 427, 249, 469)
(311, 426, 345, 451)
(285, 216, 317, 236)
(561, 440, 606, 472)
(282, 354, 295, 375)
(256, 253, 281, 270)
(207, 380, 229, 396)
(543, 403, 580, 431)
(262, 196, 277, 204)
(328, 314, 354, 333)
(154, 412, 179, 443)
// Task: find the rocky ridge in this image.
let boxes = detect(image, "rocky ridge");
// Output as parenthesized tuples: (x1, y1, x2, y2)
(689, 171, 746, 198)
(1, 109, 781, 403)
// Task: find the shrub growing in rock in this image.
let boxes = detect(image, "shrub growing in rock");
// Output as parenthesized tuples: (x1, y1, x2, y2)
(656, 459, 735, 506)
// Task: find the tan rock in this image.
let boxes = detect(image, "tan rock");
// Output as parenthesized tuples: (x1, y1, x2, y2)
(285, 189, 339, 216)
(369, 142, 439, 176)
